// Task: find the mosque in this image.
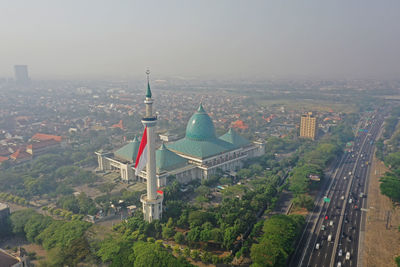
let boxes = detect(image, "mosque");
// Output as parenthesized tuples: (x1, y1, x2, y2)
(96, 96, 265, 188)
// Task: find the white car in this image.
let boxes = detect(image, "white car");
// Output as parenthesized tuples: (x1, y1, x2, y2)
(338, 249, 343, 256)
(337, 262, 342, 267)
(346, 252, 351, 260)
(316, 243, 320, 250)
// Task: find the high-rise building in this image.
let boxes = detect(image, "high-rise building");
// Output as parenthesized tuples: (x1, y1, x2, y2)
(14, 65, 30, 85)
(139, 70, 163, 222)
(300, 112, 317, 140)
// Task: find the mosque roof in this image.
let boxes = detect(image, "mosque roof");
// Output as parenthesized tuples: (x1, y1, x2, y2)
(185, 103, 216, 141)
(219, 128, 250, 147)
(167, 104, 238, 159)
(156, 143, 187, 172)
(114, 137, 140, 163)
(167, 138, 237, 159)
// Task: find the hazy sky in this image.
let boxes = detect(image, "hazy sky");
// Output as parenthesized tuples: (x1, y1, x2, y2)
(1, 0, 399, 80)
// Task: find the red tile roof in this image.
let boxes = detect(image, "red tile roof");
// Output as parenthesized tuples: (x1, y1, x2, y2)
(111, 120, 124, 130)
(10, 149, 31, 160)
(231, 120, 248, 130)
(27, 139, 59, 150)
(31, 133, 62, 142)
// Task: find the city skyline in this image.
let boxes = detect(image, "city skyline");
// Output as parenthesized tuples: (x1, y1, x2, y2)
(1, 0, 400, 80)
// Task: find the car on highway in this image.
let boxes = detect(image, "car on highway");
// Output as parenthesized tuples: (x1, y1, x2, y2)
(330, 220, 334, 226)
(337, 262, 342, 267)
(328, 234, 332, 242)
(338, 249, 343, 256)
(321, 225, 325, 231)
(325, 215, 329, 220)
(315, 243, 320, 250)
(346, 252, 351, 260)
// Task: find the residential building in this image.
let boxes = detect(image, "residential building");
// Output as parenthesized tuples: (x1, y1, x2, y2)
(300, 112, 317, 140)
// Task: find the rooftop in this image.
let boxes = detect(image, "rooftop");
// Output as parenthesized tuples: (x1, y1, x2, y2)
(219, 128, 250, 147)
(114, 137, 140, 163)
(167, 104, 239, 159)
(0, 249, 19, 267)
(31, 133, 62, 142)
(156, 143, 187, 172)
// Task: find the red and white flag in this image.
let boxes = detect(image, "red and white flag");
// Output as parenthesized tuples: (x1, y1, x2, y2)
(135, 127, 148, 175)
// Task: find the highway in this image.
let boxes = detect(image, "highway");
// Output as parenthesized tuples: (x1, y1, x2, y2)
(289, 111, 384, 267)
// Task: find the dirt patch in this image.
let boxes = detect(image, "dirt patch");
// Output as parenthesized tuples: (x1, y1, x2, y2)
(23, 243, 47, 264)
(363, 155, 400, 267)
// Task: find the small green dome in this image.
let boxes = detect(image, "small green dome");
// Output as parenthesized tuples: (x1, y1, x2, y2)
(185, 103, 216, 140)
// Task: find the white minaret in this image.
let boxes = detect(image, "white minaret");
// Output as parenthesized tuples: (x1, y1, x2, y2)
(140, 69, 163, 222)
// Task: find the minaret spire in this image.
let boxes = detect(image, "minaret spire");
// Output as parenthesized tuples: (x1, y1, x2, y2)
(146, 69, 152, 98)
(140, 68, 163, 222)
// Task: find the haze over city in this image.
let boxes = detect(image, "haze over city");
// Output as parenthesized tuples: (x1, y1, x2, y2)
(1, 2, 400, 267)
(1, 0, 400, 80)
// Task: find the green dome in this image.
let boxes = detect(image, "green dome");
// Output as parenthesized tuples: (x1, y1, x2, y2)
(185, 103, 216, 140)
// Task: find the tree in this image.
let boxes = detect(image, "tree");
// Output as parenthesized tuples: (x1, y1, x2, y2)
(98, 183, 116, 195)
(293, 194, 314, 211)
(380, 174, 400, 203)
(396, 255, 400, 267)
(62, 237, 91, 266)
(250, 215, 305, 267)
(223, 226, 238, 250)
(162, 226, 175, 239)
(250, 164, 263, 175)
(251, 241, 283, 267)
(237, 168, 252, 179)
(188, 211, 214, 228)
(174, 232, 185, 244)
(36, 220, 91, 250)
(219, 177, 232, 185)
(58, 195, 80, 213)
(133, 241, 193, 267)
(97, 236, 135, 267)
(9, 209, 36, 235)
(195, 185, 211, 197)
(385, 152, 400, 169)
(186, 227, 201, 244)
(183, 247, 190, 258)
(24, 214, 52, 242)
